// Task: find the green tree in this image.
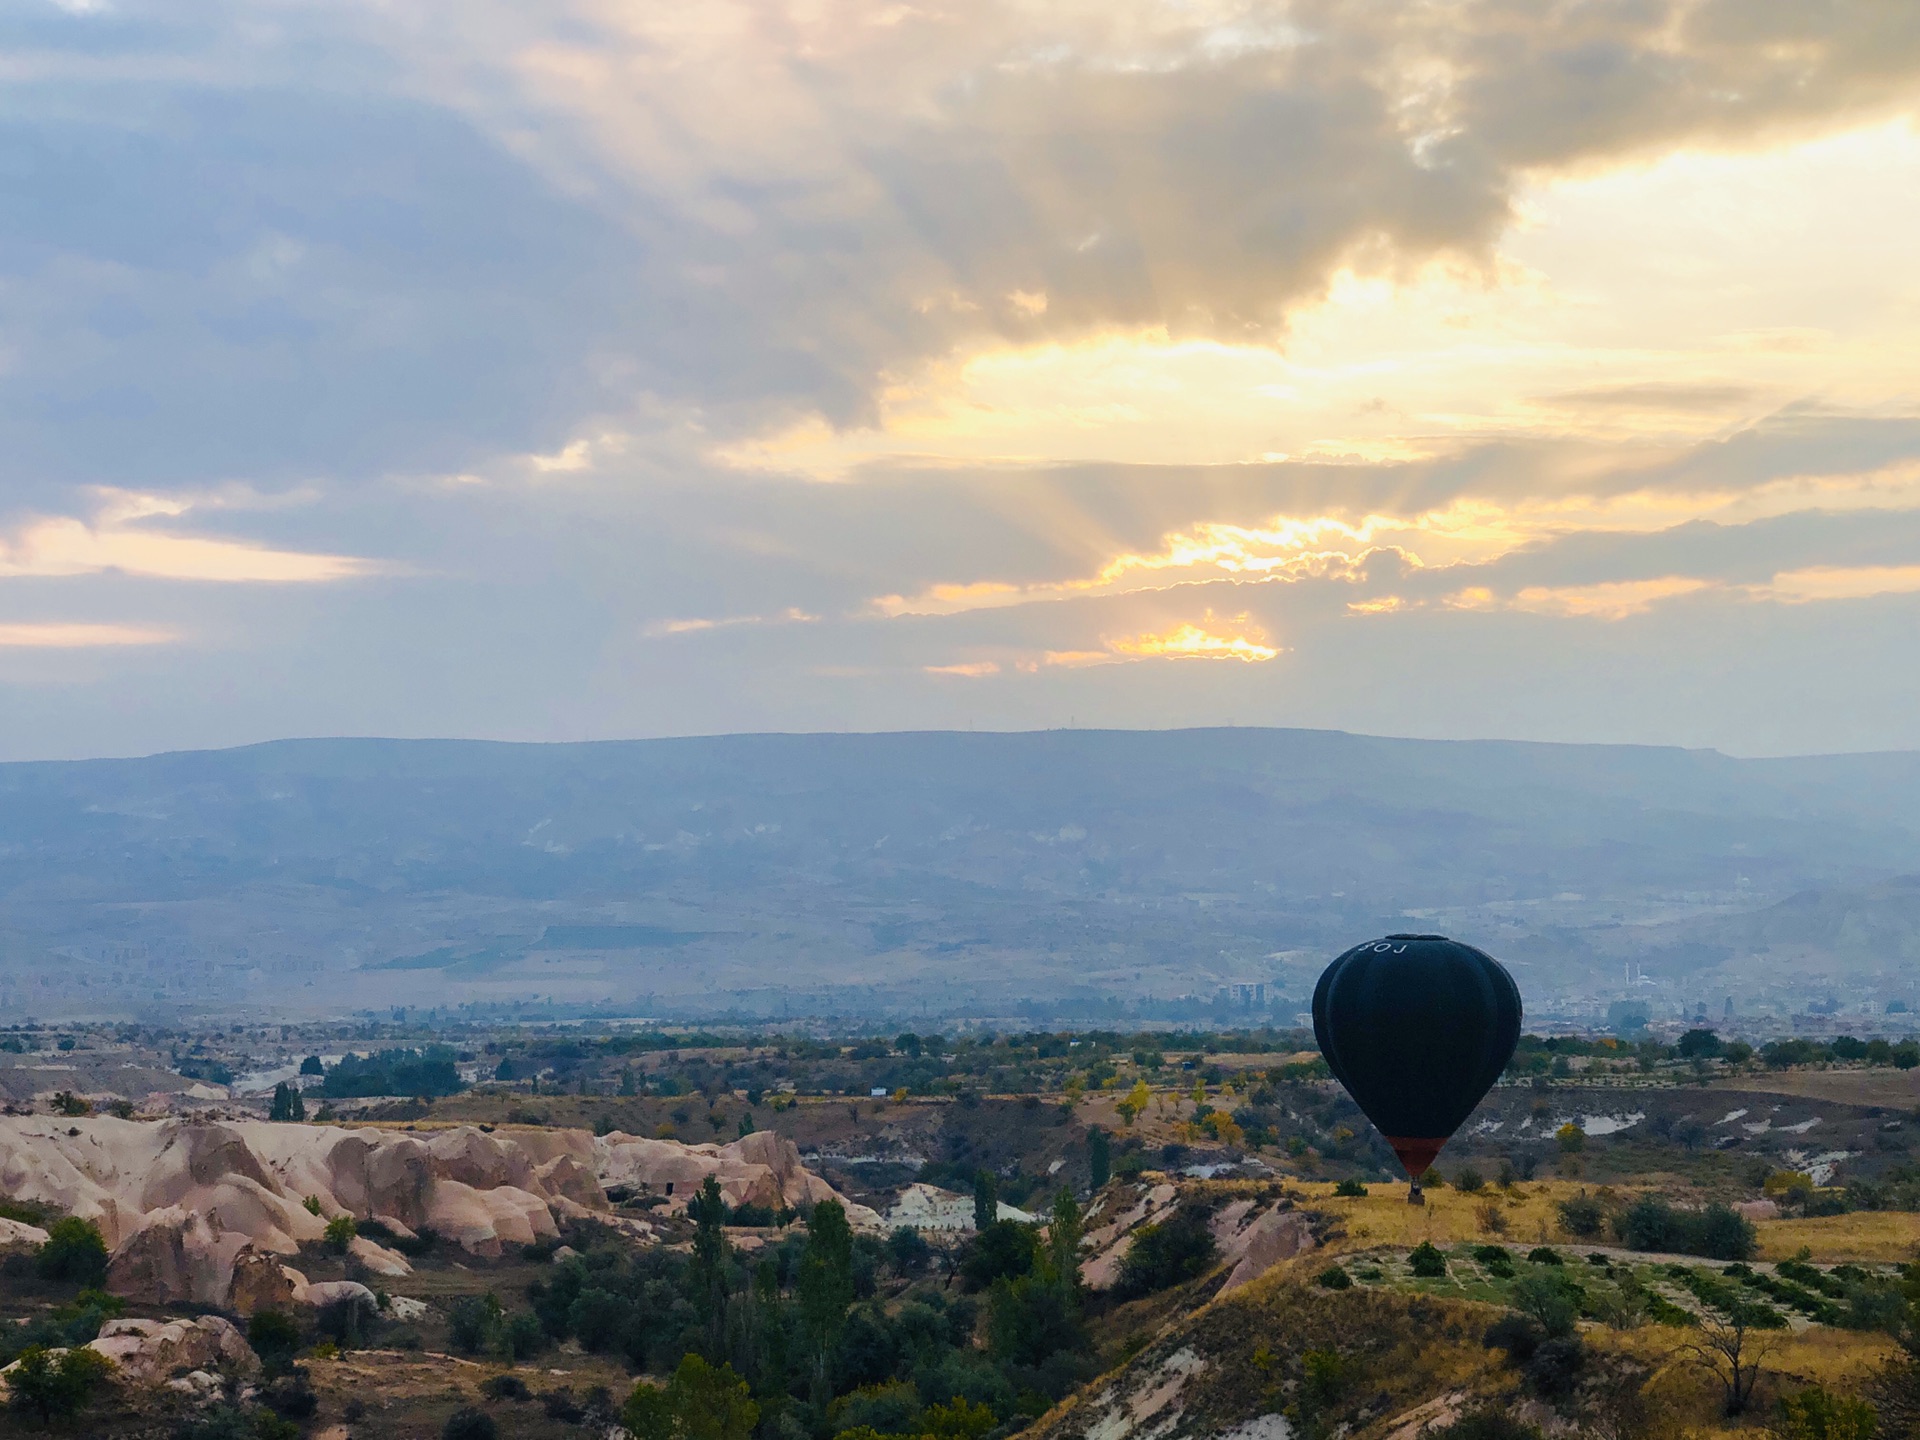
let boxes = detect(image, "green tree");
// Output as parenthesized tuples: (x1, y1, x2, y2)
(269, 1081, 306, 1122)
(972, 1170, 998, 1231)
(687, 1175, 732, 1358)
(797, 1200, 854, 1404)
(323, 1214, 358, 1253)
(299, 1055, 324, 1076)
(1088, 1128, 1111, 1191)
(1510, 1271, 1578, 1338)
(7, 1343, 113, 1423)
(624, 1355, 759, 1440)
(37, 1217, 109, 1287)
(1047, 1189, 1083, 1292)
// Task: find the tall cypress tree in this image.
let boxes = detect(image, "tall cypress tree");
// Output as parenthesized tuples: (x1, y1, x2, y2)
(797, 1200, 853, 1407)
(972, 1170, 999, 1231)
(688, 1176, 732, 1360)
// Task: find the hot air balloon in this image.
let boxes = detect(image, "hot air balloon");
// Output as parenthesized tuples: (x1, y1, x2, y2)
(1312, 934, 1521, 1202)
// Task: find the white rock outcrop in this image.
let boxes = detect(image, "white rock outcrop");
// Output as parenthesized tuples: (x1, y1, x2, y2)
(86, 1316, 259, 1385)
(596, 1128, 882, 1225)
(0, 1116, 871, 1306)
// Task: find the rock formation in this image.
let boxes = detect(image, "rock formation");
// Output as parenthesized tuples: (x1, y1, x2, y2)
(0, 1116, 871, 1308)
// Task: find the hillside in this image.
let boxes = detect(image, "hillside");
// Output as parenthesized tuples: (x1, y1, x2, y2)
(2, 729, 1919, 1018)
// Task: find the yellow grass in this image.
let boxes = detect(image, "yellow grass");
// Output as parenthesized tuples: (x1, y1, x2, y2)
(1756, 1211, 1920, 1263)
(1604, 1319, 1897, 1385)
(1297, 1177, 1592, 1251)
(1716, 1066, 1920, 1109)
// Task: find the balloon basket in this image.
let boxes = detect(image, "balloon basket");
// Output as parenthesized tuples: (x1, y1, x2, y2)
(1407, 1181, 1425, 1206)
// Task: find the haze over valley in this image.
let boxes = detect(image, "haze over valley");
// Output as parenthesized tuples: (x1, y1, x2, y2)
(7, 727, 1919, 1028)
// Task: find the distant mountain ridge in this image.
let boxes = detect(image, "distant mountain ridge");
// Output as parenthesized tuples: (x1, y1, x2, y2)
(1, 728, 1916, 1019)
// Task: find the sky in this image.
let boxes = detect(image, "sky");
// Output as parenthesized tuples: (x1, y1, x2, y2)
(2, 0, 1919, 760)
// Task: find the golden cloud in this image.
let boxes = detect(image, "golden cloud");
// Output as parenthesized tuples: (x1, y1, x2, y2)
(646, 607, 819, 636)
(0, 516, 370, 584)
(0, 622, 178, 648)
(1109, 621, 1280, 662)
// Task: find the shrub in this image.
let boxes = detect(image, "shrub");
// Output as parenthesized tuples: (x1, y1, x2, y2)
(1510, 1271, 1578, 1338)
(482, 1374, 531, 1401)
(1777, 1386, 1878, 1440)
(443, 1408, 498, 1440)
(262, 1370, 317, 1419)
(1316, 1265, 1352, 1290)
(1555, 1123, 1586, 1154)
(1557, 1192, 1606, 1238)
(1454, 1165, 1485, 1193)
(1528, 1247, 1563, 1266)
(1615, 1197, 1755, 1260)
(6, 1343, 113, 1422)
(447, 1294, 505, 1355)
(1523, 1335, 1585, 1401)
(1472, 1245, 1514, 1277)
(1334, 1177, 1368, 1198)
(323, 1214, 358, 1253)
(503, 1311, 547, 1361)
(1408, 1241, 1447, 1278)
(37, 1216, 109, 1286)
(1484, 1312, 1541, 1361)
(1115, 1211, 1218, 1297)
(886, 1225, 932, 1274)
(248, 1308, 302, 1369)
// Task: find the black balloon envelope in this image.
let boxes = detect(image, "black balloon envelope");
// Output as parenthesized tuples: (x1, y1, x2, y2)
(1312, 934, 1521, 1181)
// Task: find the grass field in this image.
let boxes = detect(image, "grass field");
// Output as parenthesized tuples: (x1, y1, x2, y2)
(1715, 1067, 1920, 1108)
(1300, 1177, 1595, 1250)
(1756, 1211, 1920, 1262)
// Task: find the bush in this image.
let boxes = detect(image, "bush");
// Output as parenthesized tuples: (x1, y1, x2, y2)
(1557, 1192, 1606, 1238)
(1615, 1197, 1755, 1260)
(961, 1221, 1039, 1290)
(1510, 1271, 1578, 1338)
(1454, 1166, 1485, 1193)
(6, 1343, 113, 1422)
(1527, 1247, 1563, 1266)
(443, 1407, 498, 1440)
(482, 1374, 531, 1401)
(503, 1311, 547, 1361)
(1115, 1211, 1218, 1297)
(248, 1308, 302, 1369)
(1334, 1178, 1368, 1198)
(1472, 1245, 1514, 1277)
(1777, 1385, 1878, 1440)
(1484, 1312, 1541, 1361)
(1408, 1241, 1447, 1278)
(1316, 1265, 1353, 1289)
(323, 1214, 358, 1253)
(1523, 1335, 1585, 1401)
(37, 1216, 109, 1286)
(262, 1370, 318, 1420)
(886, 1226, 932, 1274)
(447, 1294, 505, 1355)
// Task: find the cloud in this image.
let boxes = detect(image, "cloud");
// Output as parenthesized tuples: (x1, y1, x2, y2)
(0, 502, 372, 583)
(644, 608, 818, 637)
(1756, 564, 1920, 604)
(1107, 618, 1281, 663)
(0, 622, 176, 648)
